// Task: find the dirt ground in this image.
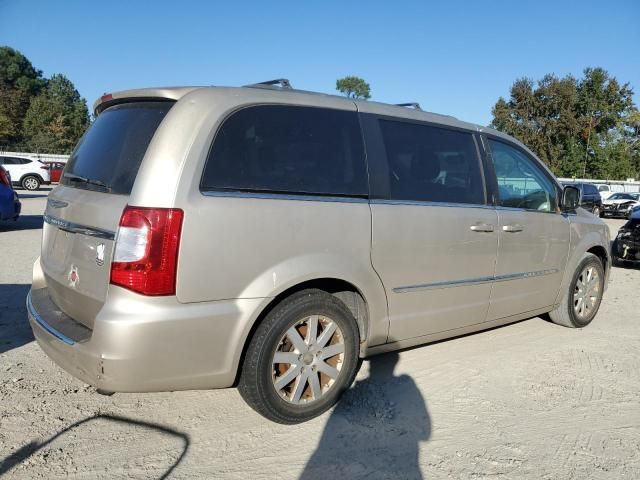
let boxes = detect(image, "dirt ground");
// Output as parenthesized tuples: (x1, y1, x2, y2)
(1, 190, 639, 479)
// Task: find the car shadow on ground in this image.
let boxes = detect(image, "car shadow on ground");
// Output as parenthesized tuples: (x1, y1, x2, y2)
(0, 414, 190, 479)
(300, 352, 431, 480)
(0, 284, 34, 354)
(0, 214, 43, 232)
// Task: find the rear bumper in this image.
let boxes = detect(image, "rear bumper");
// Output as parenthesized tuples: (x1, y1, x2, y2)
(27, 284, 265, 393)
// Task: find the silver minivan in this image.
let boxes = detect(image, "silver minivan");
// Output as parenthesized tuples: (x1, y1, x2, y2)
(28, 80, 611, 423)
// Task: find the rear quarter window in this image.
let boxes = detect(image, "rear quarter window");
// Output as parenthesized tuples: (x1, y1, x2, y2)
(62, 101, 173, 195)
(200, 105, 368, 197)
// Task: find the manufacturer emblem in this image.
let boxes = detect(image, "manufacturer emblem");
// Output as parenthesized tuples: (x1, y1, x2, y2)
(96, 243, 105, 266)
(68, 265, 79, 288)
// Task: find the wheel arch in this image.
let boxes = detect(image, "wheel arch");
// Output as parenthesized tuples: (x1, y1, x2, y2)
(233, 277, 371, 386)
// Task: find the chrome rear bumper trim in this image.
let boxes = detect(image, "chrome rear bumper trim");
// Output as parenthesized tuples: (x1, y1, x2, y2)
(26, 291, 75, 345)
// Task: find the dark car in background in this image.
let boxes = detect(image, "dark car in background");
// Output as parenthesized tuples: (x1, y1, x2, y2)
(0, 165, 21, 222)
(612, 210, 640, 266)
(561, 182, 602, 216)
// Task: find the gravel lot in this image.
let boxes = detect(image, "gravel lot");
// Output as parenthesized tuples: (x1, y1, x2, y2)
(1, 190, 639, 479)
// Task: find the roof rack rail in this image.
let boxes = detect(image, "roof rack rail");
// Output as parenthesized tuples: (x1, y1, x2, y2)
(244, 78, 293, 89)
(395, 102, 422, 110)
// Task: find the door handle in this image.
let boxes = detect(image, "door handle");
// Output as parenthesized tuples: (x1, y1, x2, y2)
(502, 224, 524, 233)
(470, 223, 495, 232)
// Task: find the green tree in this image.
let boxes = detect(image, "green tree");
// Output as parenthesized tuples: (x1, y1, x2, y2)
(336, 76, 371, 99)
(0, 46, 46, 146)
(23, 74, 90, 153)
(491, 67, 638, 179)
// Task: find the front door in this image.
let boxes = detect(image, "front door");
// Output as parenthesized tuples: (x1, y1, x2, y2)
(485, 138, 570, 320)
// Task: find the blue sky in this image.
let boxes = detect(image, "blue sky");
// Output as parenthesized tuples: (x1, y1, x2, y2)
(1, 0, 638, 125)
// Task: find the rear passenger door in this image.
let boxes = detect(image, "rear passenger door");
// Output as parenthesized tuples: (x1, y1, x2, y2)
(363, 115, 498, 342)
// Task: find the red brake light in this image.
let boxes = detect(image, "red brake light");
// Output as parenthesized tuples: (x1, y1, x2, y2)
(110, 206, 184, 296)
(101, 93, 113, 103)
(0, 169, 10, 187)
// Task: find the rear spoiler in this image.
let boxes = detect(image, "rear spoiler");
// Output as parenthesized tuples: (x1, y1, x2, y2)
(93, 87, 198, 115)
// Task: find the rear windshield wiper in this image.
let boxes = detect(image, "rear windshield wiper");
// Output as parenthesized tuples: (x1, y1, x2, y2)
(63, 173, 112, 192)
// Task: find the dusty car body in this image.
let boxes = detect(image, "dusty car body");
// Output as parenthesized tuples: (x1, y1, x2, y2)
(28, 81, 611, 423)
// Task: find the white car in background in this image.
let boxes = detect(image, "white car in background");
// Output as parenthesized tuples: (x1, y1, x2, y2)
(601, 192, 640, 218)
(0, 155, 51, 191)
(594, 183, 624, 200)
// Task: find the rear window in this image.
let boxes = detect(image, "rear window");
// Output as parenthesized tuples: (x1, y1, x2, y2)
(62, 101, 173, 195)
(200, 105, 368, 197)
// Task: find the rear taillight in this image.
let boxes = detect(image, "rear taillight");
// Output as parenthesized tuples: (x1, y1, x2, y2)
(110, 206, 184, 296)
(0, 169, 10, 186)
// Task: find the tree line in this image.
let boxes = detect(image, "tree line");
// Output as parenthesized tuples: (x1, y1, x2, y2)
(0, 46, 89, 154)
(491, 68, 639, 180)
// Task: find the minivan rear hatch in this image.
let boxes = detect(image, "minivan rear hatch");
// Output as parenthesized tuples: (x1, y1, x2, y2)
(41, 100, 174, 329)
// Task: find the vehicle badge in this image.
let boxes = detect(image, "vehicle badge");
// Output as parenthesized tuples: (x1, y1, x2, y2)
(69, 265, 79, 288)
(96, 243, 105, 266)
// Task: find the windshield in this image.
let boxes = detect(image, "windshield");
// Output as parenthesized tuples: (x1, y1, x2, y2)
(61, 101, 173, 194)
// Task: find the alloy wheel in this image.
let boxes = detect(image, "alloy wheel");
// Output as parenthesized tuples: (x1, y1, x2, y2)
(573, 266, 601, 320)
(271, 314, 345, 405)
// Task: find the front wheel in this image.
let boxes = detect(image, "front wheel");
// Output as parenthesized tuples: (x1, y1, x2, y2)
(549, 253, 605, 328)
(238, 289, 360, 424)
(592, 206, 600, 217)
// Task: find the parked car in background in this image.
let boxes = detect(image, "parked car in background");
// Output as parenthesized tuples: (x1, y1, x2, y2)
(0, 155, 51, 190)
(0, 165, 21, 222)
(44, 161, 66, 183)
(561, 182, 602, 215)
(593, 183, 624, 200)
(28, 83, 611, 424)
(612, 210, 640, 266)
(602, 192, 640, 218)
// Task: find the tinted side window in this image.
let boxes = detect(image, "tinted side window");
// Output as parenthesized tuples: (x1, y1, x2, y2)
(2, 157, 17, 165)
(489, 140, 558, 212)
(377, 120, 485, 204)
(201, 106, 367, 197)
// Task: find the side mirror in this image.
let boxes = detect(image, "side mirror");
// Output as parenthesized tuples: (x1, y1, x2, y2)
(561, 185, 581, 212)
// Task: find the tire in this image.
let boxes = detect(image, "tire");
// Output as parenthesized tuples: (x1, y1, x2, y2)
(21, 175, 41, 191)
(592, 206, 600, 217)
(549, 253, 605, 328)
(238, 289, 360, 424)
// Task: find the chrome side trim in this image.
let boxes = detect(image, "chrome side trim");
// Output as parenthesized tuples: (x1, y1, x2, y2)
(494, 268, 559, 282)
(43, 214, 115, 240)
(371, 199, 494, 209)
(393, 268, 560, 294)
(26, 291, 75, 346)
(394, 276, 494, 293)
(201, 190, 368, 204)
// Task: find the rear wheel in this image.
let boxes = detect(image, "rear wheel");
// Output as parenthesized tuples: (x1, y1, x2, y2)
(549, 253, 604, 328)
(21, 175, 41, 191)
(239, 289, 360, 424)
(592, 205, 600, 217)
